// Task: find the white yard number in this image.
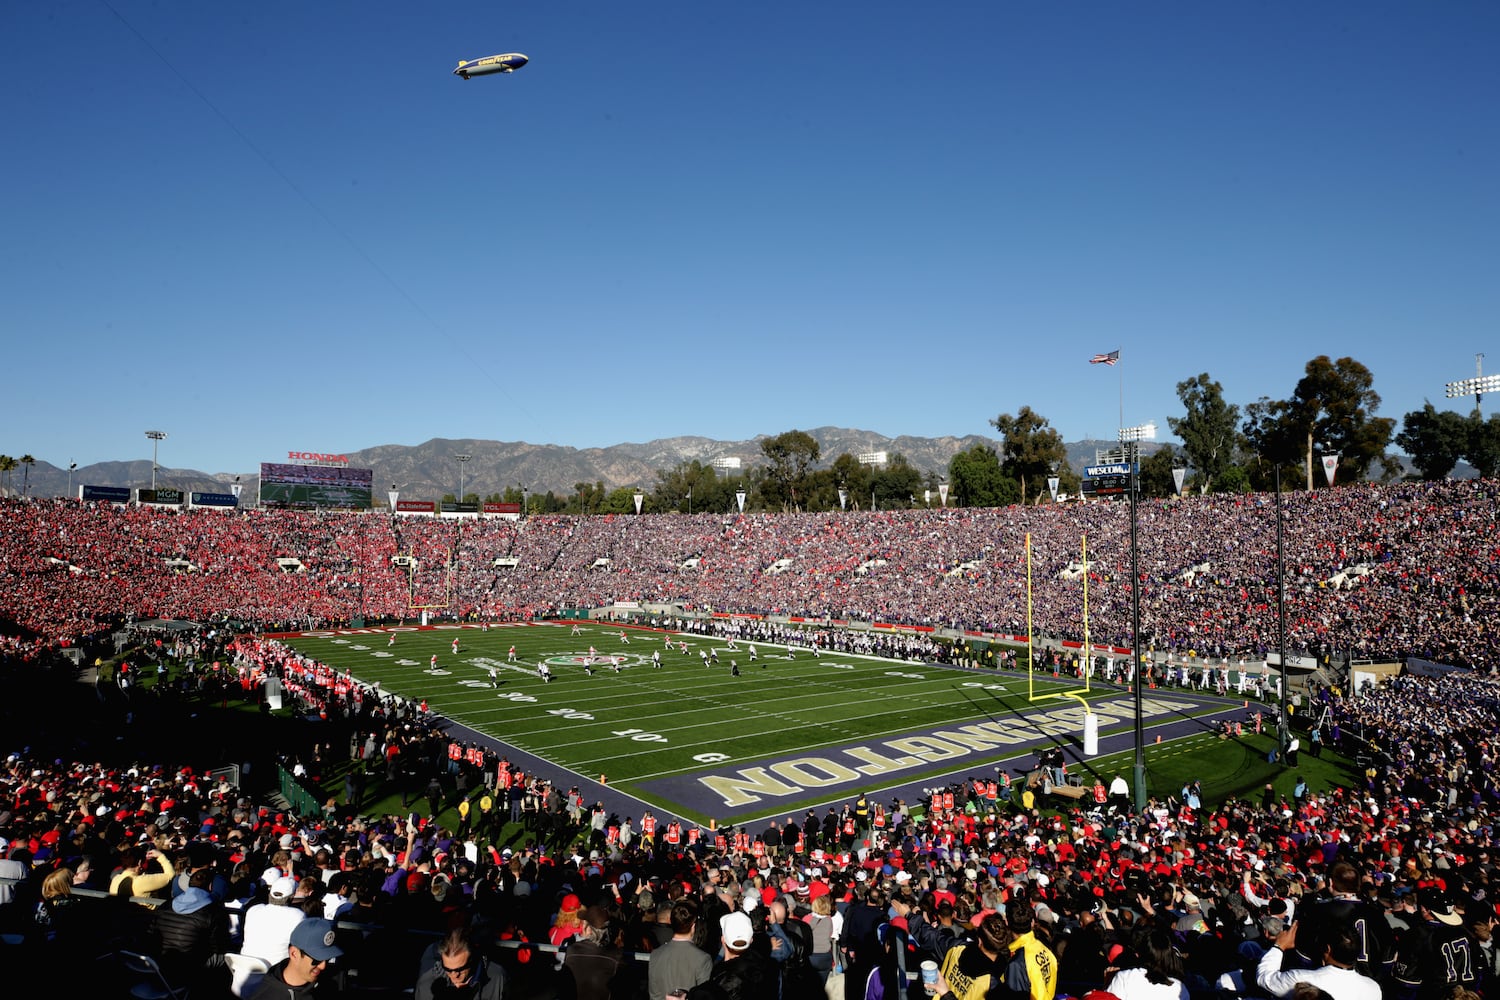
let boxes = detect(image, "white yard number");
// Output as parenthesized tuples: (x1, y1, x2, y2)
(613, 728, 668, 743)
(693, 752, 730, 763)
(885, 671, 926, 680)
(548, 708, 595, 721)
(498, 691, 536, 703)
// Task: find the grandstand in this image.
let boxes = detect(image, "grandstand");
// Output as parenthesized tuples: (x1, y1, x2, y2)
(3, 478, 1497, 670)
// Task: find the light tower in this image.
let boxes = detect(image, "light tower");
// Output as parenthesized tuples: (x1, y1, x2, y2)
(455, 454, 473, 504)
(145, 430, 167, 491)
(1118, 421, 1156, 810)
(1446, 355, 1500, 415)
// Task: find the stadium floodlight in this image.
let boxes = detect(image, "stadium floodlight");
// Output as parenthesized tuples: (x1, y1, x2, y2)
(1445, 375, 1500, 410)
(145, 430, 167, 492)
(1117, 421, 1156, 443)
(455, 454, 472, 504)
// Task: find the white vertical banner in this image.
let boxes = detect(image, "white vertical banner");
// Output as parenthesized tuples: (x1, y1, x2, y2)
(1321, 454, 1339, 487)
(938, 483, 949, 507)
(633, 491, 644, 515)
(923, 489, 931, 506)
(1047, 477, 1060, 502)
(1172, 467, 1186, 496)
(231, 483, 243, 500)
(1083, 713, 1099, 756)
(388, 489, 400, 510)
(837, 488, 848, 511)
(735, 489, 747, 513)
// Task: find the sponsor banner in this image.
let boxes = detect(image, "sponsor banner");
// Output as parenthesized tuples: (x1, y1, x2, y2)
(441, 501, 480, 514)
(1085, 463, 1136, 477)
(189, 492, 238, 508)
(285, 451, 349, 466)
(138, 488, 184, 506)
(263, 621, 561, 639)
(482, 502, 521, 514)
(81, 485, 132, 503)
(872, 622, 936, 633)
(1058, 639, 1133, 656)
(397, 500, 437, 513)
(1406, 656, 1464, 677)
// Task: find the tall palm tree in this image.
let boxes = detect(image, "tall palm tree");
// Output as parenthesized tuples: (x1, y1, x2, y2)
(0, 455, 15, 496)
(19, 454, 35, 497)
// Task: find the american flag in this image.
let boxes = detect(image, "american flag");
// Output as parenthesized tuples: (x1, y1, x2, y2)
(1089, 350, 1120, 366)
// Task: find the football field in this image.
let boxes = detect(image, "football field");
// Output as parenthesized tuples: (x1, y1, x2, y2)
(271, 621, 1238, 825)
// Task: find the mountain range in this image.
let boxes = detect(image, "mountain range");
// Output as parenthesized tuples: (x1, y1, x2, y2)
(0, 429, 1152, 501)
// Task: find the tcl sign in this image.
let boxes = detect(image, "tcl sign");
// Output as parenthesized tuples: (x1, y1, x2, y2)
(287, 451, 349, 465)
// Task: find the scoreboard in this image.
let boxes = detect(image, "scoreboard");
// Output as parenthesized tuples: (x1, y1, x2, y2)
(1083, 463, 1137, 498)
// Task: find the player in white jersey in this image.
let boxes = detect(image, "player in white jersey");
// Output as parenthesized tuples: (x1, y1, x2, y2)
(748, 645, 758, 661)
(651, 650, 661, 669)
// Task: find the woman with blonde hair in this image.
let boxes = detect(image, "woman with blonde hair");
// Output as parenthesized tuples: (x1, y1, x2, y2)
(804, 892, 839, 983)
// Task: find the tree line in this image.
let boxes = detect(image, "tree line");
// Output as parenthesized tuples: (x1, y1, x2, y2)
(440, 353, 1499, 514)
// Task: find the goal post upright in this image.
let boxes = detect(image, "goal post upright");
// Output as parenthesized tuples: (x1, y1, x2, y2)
(1026, 532, 1099, 756)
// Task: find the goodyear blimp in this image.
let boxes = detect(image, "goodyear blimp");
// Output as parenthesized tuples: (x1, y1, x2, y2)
(453, 53, 529, 79)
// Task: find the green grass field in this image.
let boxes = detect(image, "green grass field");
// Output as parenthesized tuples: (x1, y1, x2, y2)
(271, 621, 1285, 824)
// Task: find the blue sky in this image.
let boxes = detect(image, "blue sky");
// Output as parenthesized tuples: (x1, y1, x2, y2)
(4, 1, 1496, 474)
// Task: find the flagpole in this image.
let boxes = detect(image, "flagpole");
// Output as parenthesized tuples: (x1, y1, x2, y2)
(1117, 347, 1124, 438)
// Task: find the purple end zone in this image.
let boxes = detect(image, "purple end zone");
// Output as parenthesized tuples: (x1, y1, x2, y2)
(430, 687, 1247, 827)
(636, 688, 1248, 823)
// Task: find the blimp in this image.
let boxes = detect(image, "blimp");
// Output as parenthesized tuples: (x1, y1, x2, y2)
(453, 53, 529, 79)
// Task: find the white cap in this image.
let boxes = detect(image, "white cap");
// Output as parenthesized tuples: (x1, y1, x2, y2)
(720, 911, 753, 950)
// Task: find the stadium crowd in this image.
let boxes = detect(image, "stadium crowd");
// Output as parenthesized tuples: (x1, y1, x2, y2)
(2, 477, 1498, 670)
(5, 480, 1500, 997)
(4, 661, 1500, 1000)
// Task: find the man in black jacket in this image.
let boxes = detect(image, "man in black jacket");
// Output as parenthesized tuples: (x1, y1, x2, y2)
(248, 917, 343, 1000)
(151, 876, 229, 995)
